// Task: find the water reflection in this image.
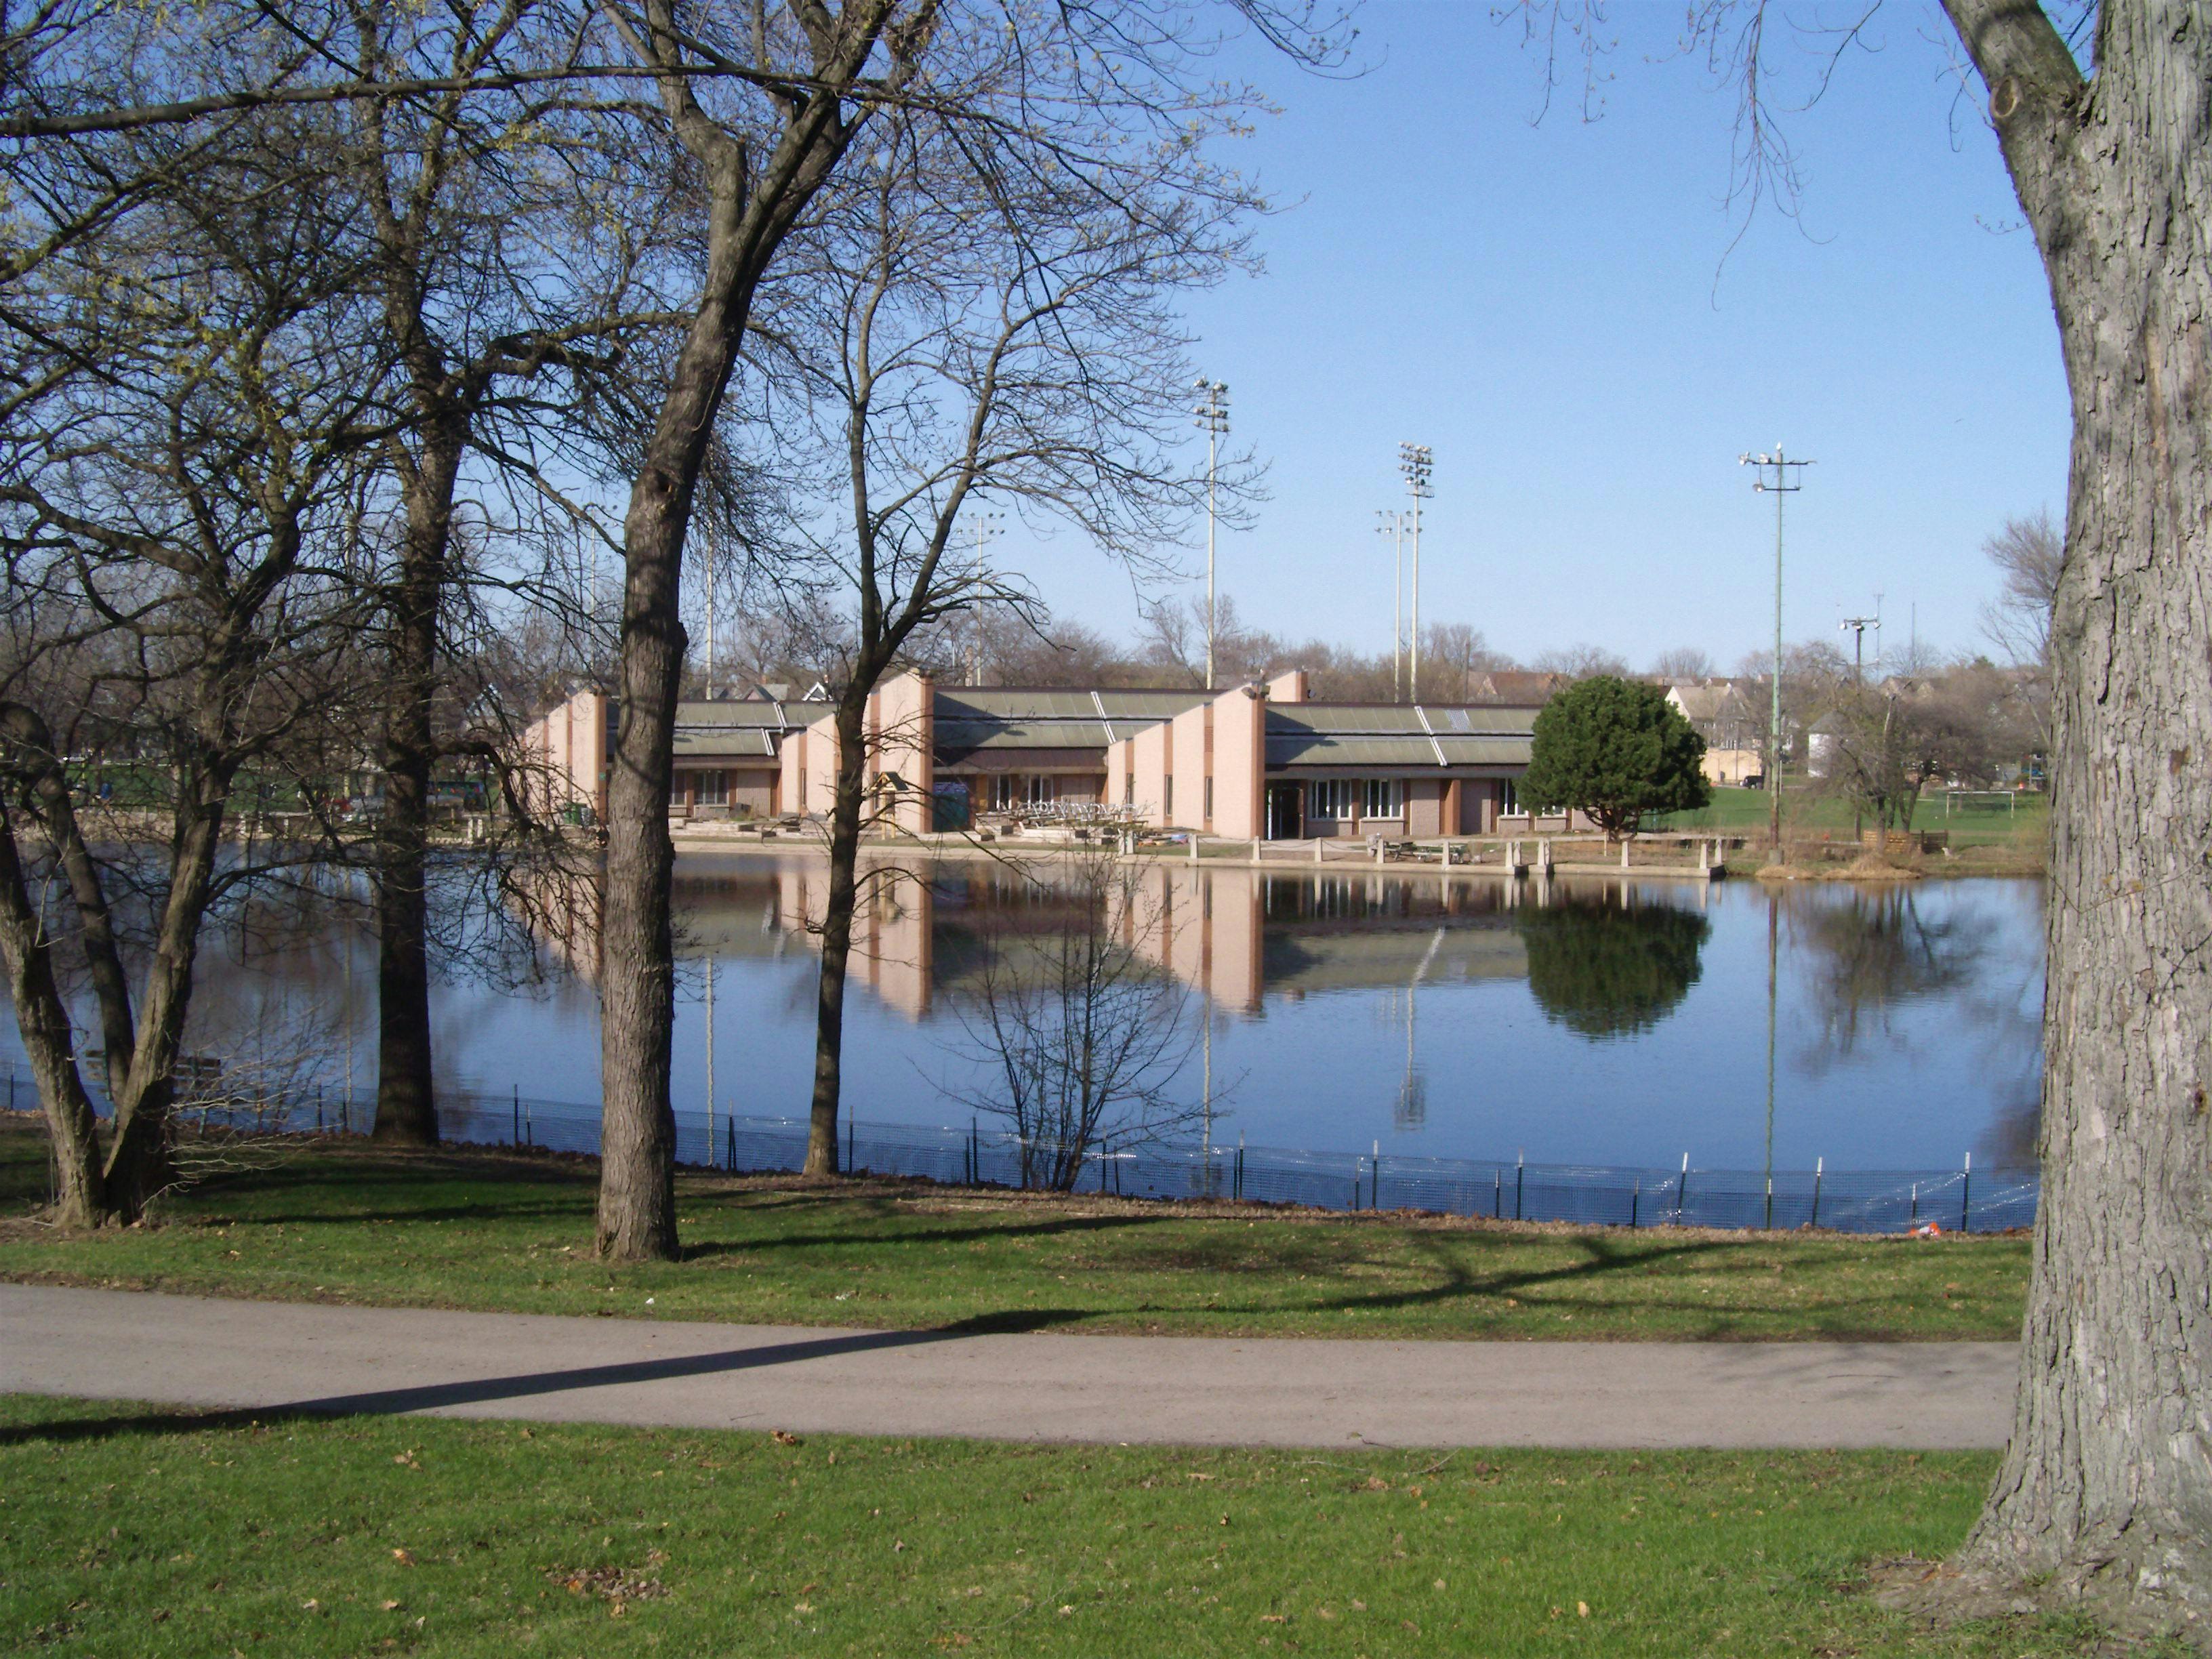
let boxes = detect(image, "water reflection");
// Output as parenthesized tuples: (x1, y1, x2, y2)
(1, 853, 2047, 1172)
(1518, 895, 1711, 1039)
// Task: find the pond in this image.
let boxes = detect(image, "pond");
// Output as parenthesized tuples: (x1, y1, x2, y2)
(3, 852, 2045, 1176)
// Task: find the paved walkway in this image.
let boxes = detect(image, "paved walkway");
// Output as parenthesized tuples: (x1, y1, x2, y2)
(1, 1285, 2017, 1449)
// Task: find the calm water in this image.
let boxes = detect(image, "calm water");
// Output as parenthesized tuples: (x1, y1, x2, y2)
(5, 855, 2045, 1173)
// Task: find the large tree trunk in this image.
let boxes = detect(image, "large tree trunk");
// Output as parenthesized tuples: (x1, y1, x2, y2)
(804, 695, 871, 1174)
(371, 437, 458, 1147)
(1944, 0, 2212, 1627)
(595, 1, 900, 1260)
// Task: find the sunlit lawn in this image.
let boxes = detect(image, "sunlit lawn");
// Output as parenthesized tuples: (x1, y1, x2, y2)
(2, 1394, 2170, 1658)
(0, 1119, 2027, 1342)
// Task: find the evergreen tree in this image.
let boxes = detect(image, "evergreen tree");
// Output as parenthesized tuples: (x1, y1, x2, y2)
(1521, 677, 1709, 840)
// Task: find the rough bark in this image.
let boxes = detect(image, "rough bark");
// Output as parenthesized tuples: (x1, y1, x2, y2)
(1942, 0, 2212, 1628)
(596, 0, 907, 1261)
(0, 799, 108, 1225)
(804, 694, 871, 1174)
(370, 429, 458, 1147)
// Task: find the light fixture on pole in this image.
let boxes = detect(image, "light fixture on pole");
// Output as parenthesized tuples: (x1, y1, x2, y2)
(964, 509, 1003, 684)
(1194, 380, 1230, 690)
(1839, 611, 1876, 678)
(1397, 443, 1433, 701)
(1739, 443, 1815, 852)
(1376, 509, 1408, 701)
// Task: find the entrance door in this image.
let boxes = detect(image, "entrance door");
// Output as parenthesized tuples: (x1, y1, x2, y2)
(1265, 782, 1303, 840)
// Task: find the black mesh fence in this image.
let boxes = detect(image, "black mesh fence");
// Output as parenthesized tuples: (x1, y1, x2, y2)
(3, 1061, 2034, 1236)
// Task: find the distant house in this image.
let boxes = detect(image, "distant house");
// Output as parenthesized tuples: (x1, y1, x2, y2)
(1665, 680, 1764, 785)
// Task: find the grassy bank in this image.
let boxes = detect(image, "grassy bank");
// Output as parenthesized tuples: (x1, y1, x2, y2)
(0, 1120, 2028, 1341)
(2, 1393, 2166, 1658)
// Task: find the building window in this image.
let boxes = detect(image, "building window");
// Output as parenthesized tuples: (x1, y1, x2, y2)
(1164, 775, 1173, 815)
(1498, 777, 1519, 815)
(1309, 778, 1356, 820)
(695, 769, 727, 806)
(1203, 776, 1213, 819)
(1124, 772, 1134, 806)
(1362, 778, 1402, 819)
(991, 774, 1057, 812)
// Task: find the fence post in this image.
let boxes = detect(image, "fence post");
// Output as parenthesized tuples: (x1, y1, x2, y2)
(970, 1118, 980, 1187)
(1910, 1182, 1919, 1226)
(1810, 1155, 1824, 1229)
(1371, 1141, 1380, 1210)
(512, 1085, 520, 1146)
(1676, 1153, 1689, 1225)
(726, 1115, 735, 1170)
(1235, 1135, 1244, 1202)
(1959, 1153, 1972, 1233)
(1515, 1151, 1525, 1221)
(1763, 1174, 1773, 1231)
(1351, 1159, 1362, 1212)
(525, 1100, 533, 1147)
(1631, 1176, 1640, 1229)
(1493, 1166, 1502, 1218)
(846, 1116, 855, 1174)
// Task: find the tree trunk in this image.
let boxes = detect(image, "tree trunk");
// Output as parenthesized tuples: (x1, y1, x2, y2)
(804, 695, 870, 1174)
(371, 436, 458, 1147)
(1944, 0, 2212, 1626)
(594, 0, 903, 1260)
(0, 807, 109, 1225)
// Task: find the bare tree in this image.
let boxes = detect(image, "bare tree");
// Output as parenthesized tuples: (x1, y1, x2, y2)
(945, 851, 1199, 1191)
(0, 100, 389, 1224)
(1532, 642, 1630, 680)
(585, 0, 930, 1261)
(1420, 621, 1513, 701)
(1647, 645, 1715, 682)
(765, 83, 1261, 1174)
(1978, 507, 2060, 759)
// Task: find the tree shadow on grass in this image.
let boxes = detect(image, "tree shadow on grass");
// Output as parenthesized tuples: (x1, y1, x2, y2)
(683, 1206, 1164, 1260)
(0, 1305, 1095, 1448)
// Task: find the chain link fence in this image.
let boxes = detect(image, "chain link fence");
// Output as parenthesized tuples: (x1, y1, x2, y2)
(3, 1063, 2036, 1235)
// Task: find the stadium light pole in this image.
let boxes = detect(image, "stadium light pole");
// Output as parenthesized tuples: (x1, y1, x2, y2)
(964, 510, 1003, 684)
(1398, 443, 1433, 701)
(1376, 509, 1408, 700)
(1740, 444, 1814, 851)
(1195, 380, 1230, 690)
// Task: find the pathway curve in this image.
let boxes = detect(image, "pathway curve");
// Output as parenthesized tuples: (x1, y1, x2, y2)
(1, 1285, 2016, 1450)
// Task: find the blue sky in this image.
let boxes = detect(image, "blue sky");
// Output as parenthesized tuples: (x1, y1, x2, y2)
(994, 1, 2070, 672)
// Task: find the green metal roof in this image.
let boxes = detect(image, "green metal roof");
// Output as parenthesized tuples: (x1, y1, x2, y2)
(933, 687, 1209, 757)
(670, 697, 800, 760)
(1264, 703, 1536, 769)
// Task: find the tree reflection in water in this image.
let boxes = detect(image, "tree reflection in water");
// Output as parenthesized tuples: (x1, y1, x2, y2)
(1516, 889, 1712, 1039)
(1786, 884, 2044, 1164)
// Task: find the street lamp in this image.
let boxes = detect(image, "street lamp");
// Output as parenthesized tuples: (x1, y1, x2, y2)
(1194, 380, 1229, 690)
(1397, 443, 1432, 701)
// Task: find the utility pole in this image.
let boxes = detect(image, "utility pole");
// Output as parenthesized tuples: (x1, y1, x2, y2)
(1398, 443, 1433, 701)
(965, 510, 1002, 684)
(1739, 444, 1814, 852)
(1376, 510, 1408, 700)
(1194, 380, 1229, 691)
(1840, 612, 1875, 678)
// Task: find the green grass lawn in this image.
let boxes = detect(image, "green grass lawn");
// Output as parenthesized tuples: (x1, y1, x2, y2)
(1, 1393, 2166, 1659)
(0, 1121, 2028, 1341)
(1651, 783, 2048, 853)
